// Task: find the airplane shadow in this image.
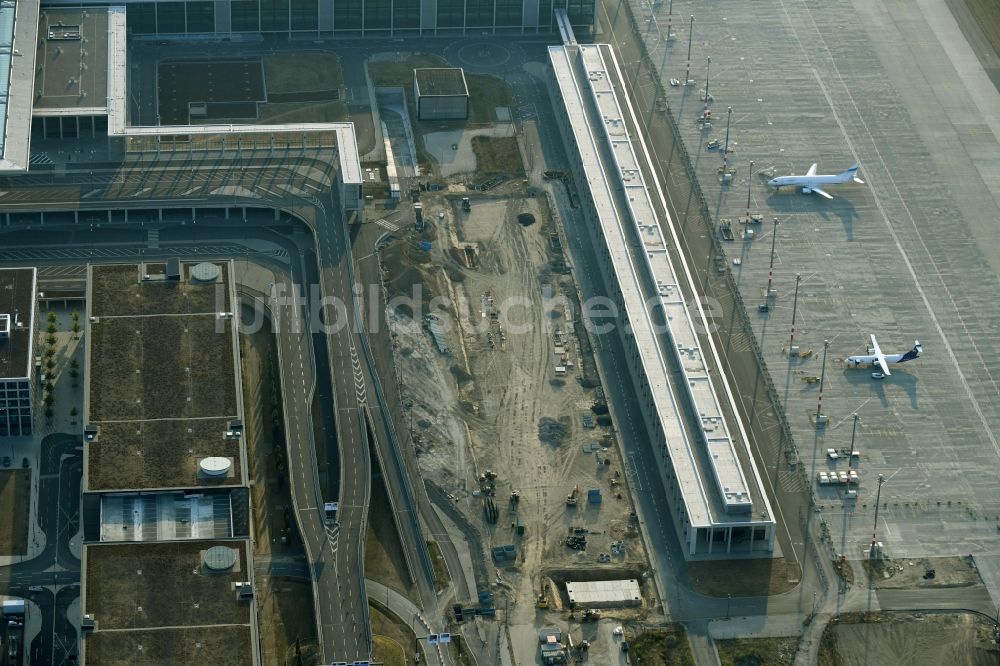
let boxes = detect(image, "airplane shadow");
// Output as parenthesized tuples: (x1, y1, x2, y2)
(840, 367, 919, 409)
(765, 189, 860, 240)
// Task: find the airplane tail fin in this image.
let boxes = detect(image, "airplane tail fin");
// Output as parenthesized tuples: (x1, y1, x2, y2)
(901, 340, 922, 362)
(843, 163, 865, 184)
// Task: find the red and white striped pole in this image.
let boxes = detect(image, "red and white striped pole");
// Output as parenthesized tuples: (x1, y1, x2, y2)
(816, 339, 830, 425)
(869, 473, 885, 558)
(789, 273, 801, 352)
(766, 217, 778, 298)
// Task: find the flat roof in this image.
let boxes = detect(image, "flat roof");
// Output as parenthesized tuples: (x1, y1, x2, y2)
(85, 263, 242, 491)
(84, 540, 252, 638)
(33, 8, 110, 115)
(566, 579, 642, 606)
(89, 262, 232, 317)
(88, 419, 242, 491)
(0, 0, 41, 172)
(102, 12, 362, 186)
(99, 490, 234, 542)
(578, 44, 752, 513)
(549, 44, 773, 529)
(84, 625, 253, 665)
(414, 68, 468, 97)
(0, 267, 35, 380)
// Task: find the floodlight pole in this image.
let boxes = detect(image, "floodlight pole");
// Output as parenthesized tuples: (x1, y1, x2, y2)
(703, 56, 711, 117)
(766, 218, 778, 298)
(685, 16, 694, 84)
(848, 413, 859, 469)
(723, 106, 732, 169)
(745, 160, 754, 225)
(789, 273, 801, 351)
(816, 339, 830, 424)
(667, 0, 674, 40)
(869, 473, 886, 558)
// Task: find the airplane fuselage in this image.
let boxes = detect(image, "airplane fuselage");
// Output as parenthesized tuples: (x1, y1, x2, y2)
(767, 164, 863, 199)
(846, 341, 921, 369)
(845, 352, 912, 368)
(768, 173, 854, 190)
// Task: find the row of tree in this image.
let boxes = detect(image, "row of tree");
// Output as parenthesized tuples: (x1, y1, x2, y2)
(42, 311, 82, 423)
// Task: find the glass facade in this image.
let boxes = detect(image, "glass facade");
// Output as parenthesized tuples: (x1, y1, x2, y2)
(128, 3, 157, 33)
(0, 380, 32, 438)
(536, 0, 552, 29)
(394, 0, 420, 29)
(436, 0, 463, 28)
(465, 0, 492, 28)
(333, 0, 362, 31)
(260, 0, 290, 32)
(364, 0, 391, 31)
(495, 0, 520, 27)
(562, 0, 593, 28)
(156, 2, 186, 33)
(231, 0, 260, 30)
(290, 0, 318, 30)
(125, 0, 593, 34)
(186, 1, 215, 31)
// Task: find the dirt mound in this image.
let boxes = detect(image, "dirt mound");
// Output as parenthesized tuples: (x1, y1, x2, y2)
(821, 611, 999, 666)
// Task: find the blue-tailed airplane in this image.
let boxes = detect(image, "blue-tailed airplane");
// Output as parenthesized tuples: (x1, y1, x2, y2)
(845, 335, 921, 377)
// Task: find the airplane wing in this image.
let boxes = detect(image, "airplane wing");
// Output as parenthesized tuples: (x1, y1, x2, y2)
(870, 334, 891, 376)
(811, 187, 833, 200)
(806, 163, 818, 176)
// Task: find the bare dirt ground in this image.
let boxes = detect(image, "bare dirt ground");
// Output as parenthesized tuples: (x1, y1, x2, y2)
(819, 612, 999, 666)
(863, 555, 982, 589)
(380, 186, 656, 664)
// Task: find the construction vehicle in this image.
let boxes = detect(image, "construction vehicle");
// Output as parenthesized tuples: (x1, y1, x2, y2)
(581, 609, 601, 622)
(536, 582, 549, 608)
(461, 197, 471, 212)
(565, 484, 579, 507)
(510, 490, 521, 509)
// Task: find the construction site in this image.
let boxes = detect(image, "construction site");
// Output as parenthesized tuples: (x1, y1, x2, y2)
(375, 64, 662, 660)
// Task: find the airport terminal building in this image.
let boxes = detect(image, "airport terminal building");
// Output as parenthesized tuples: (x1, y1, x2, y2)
(116, 0, 594, 36)
(550, 39, 777, 557)
(79, 262, 259, 664)
(33, 0, 595, 36)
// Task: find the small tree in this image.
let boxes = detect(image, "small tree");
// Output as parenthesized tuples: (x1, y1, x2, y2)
(71, 311, 80, 323)
(47, 312, 57, 324)
(44, 347, 55, 359)
(44, 407, 54, 421)
(45, 381, 55, 394)
(70, 407, 78, 418)
(70, 359, 79, 370)
(46, 322, 57, 334)
(45, 360, 56, 372)
(46, 334, 57, 347)
(43, 393, 54, 407)
(72, 322, 81, 338)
